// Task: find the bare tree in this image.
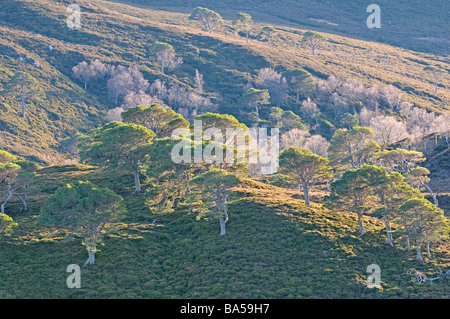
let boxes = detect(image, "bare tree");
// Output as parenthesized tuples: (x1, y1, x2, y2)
(106, 66, 149, 105)
(362, 85, 380, 110)
(369, 115, 409, 145)
(329, 92, 350, 120)
(280, 128, 309, 151)
(301, 97, 321, 125)
(424, 65, 447, 94)
(105, 107, 124, 122)
(304, 135, 330, 158)
(121, 91, 163, 111)
(150, 42, 183, 75)
(194, 69, 205, 93)
(167, 84, 215, 119)
(381, 85, 403, 109)
(400, 102, 437, 136)
(150, 79, 167, 100)
(256, 68, 288, 107)
(72, 61, 96, 90)
(357, 107, 377, 127)
(72, 59, 107, 90)
(107, 67, 133, 105)
(127, 65, 150, 92)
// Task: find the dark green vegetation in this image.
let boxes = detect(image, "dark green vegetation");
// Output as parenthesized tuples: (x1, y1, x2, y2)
(0, 0, 449, 299)
(0, 164, 449, 298)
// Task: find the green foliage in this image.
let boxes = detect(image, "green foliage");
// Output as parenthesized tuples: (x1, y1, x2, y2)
(233, 12, 253, 42)
(0, 162, 21, 191)
(328, 126, 376, 170)
(372, 149, 426, 174)
(149, 42, 174, 55)
(145, 137, 198, 214)
(399, 197, 449, 261)
(79, 122, 155, 192)
(122, 104, 189, 139)
(301, 30, 328, 55)
(0, 0, 449, 299)
(0, 164, 449, 298)
(39, 180, 125, 260)
(326, 165, 382, 234)
(0, 150, 17, 164)
(242, 88, 270, 122)
(269, 107, 305, 133)
(340, 113, 359, 129)
(282, 68, 315, 101)
(194, 112, 248, 132)
(279, 147, 331, 205)
(0, 213, 15, 236)
(405, 166, 430, 189)
(189, 7, 223, 32)
(259, 26, 278, 46)
(4, 71, 45, 118)
(189, 169, 240, 223)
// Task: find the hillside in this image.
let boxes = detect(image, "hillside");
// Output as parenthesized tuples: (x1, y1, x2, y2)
(0, 164, 449, 298)
(0, 0, 449, 164)
(115, 0, 450, 56)
(0, 0, 449, 301)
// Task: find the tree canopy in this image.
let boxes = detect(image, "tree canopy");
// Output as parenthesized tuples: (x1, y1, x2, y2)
(79, 121, 155, 192)
(189, 169, 240, 236)
(279, 147, 331, 205)
(122, 104, 189, 139)
(39, 181, 125, 265)
(302, 31, 327, 55)
(189, 7, 223, 32)
(5, 71, 45, 118)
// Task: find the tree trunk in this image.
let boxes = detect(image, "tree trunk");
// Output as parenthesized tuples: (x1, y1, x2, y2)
(219, 198, 229, 236)
(303, 181, 310, 206)
(384, 220, 394, 247)
(416, 240, 423, 262)
(246, 31, 249, 44)
(349, 150, 356, 169)
(426, 241, 432, 259)
(357, 212, 364, 234)
(16, 194, 27, 211)
(267, 36, 271, 47)
(421, 180, 438, 207)
(1, 190, 13, 215)
(296, 91, 300, 104)
(406, 236, 411, 251)
(21, 90, 26, 119)
(255, 102, 259, 122)
(219, 217, 227, 236)
(133, 166, 141, 193)
(84, 249, 95, 266)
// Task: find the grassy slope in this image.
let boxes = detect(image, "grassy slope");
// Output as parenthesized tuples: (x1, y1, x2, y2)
(0, 1, 109, 165)
(0, 165, 449, 298)
(114, 0, 450, 56)
(0, 0, 449, 165)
